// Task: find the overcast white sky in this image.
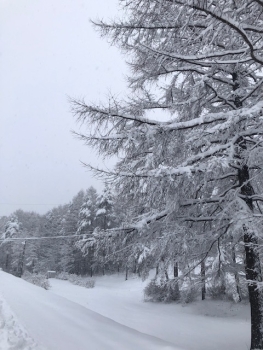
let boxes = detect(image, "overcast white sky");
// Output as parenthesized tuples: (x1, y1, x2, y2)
(0, 0, 128, 217)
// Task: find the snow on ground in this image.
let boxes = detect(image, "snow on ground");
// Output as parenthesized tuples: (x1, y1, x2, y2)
(0, 291, 44, 350)
(0, 271, 177, 350)
(50, 274, 251, 350)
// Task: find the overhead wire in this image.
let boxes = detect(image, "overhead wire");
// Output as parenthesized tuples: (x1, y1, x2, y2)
(0, 232, 93, 243)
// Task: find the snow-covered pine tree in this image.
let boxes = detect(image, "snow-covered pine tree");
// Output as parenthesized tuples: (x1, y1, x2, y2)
(77, 187, 98, 234)
(13, 210, 44, 275)
(57, 213, 75, 274)
(1, 215, 21, 273)
(59, 191, 85, 275)
(94, 185, 120, 274)
(2, 214, 20, 240)
(72, 1, 263, 348)
(40, 206, 67, 272)
(75, 187, 98, 275)
(96, 185, 116, 230)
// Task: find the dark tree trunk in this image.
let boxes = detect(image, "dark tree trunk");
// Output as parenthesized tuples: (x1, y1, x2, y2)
(232, 247, 242, 302)
(173, 262, 178, 278)
(125, 266, 128, 280)
(237, 142, 263, 349)
(201, 260, 206, 301)
(243, 225, 263, 349)
(18, 241, 27, 278)
(165, 270, 169, 281)
(173, 261, 180, 299)
(133, 260, 137, 274)
(5, 253, 9, 272)
(233, 71, 263, 349)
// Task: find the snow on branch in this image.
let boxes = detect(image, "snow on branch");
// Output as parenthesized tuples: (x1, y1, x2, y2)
(165, 101, 263, 131)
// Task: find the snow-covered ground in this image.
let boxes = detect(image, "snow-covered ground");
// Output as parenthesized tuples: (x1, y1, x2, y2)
(0, 290, 44, 350)
(50, 274, 250, 350)
(0, 270, 251, 350)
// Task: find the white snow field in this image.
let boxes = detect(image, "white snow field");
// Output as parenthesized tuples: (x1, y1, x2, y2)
(0, 271, 177, 350)
(0, 270, 251, 350)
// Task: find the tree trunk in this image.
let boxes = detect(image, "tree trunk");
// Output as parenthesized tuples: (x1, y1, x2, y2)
(133, 260, 137, 274)
(165, 270, 169, 281)
(234, 71, 263, 349)
(173, 262, 178, 278)
(5, 253, 9, 272)
(244, 225, 263, 349)
(232, 247, 242, 302)
(173, 261, 180, 299)
(18, 241, 27, 278)
(238, 160, 263, 349)
(201, 260, 206, 301)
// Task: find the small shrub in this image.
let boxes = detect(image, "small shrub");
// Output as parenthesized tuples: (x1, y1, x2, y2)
(56, 271, 70, 280)
(207, 279, 248, 302)
(180, 285, 199, 304)
(207, 283, 227, 300)
(68, 274, 95, 288)
(144, 279, 180, 302)
(22, 271, 50, 290)
(144, 279, 167, 301)
(166, 280, 180, 301)
(56, 272, 95, 289)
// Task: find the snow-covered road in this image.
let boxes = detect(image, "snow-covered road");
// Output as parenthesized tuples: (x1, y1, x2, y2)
(0, 271, 177, 350)
(0, 271, 251, 350)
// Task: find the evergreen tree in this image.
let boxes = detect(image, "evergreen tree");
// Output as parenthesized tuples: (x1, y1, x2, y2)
(1, 215, 21, 273)
(72, 1, 263, 348)
(75, 187, 98, 275)
(96, 185, 116, 230)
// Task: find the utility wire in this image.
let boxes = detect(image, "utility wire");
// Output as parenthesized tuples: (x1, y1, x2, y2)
(0, 232, 93, 243)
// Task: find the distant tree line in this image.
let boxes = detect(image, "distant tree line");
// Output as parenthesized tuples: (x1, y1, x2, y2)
(0, 185, 119, 277)
(0, 183, 248, 305)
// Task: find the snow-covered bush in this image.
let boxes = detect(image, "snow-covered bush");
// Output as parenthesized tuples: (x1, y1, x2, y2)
(207, 277, 248, 302)
(22, 271, 50, 290)
(68, 275, 95, 288)
(56, 271, 70, 280)
(180, 285, 199, 304)
(56, 272, 95, 288)
(144, 279, 180, 302)
(144, 279, 166, 302)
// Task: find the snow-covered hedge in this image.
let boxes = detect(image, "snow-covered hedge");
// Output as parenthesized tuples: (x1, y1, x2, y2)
(56, 271, 69, 280)
(22, 272, 50, 290)
(144, 279, 180, 302)
(56, 272, 95, 288)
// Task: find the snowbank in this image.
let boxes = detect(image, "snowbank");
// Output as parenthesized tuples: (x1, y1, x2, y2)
(0, 291, 44, 350)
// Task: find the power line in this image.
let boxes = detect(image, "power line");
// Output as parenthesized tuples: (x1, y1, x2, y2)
(0, 203, 65, 206)
(0, 226, 127, 244)
(0, 232, 93, 243)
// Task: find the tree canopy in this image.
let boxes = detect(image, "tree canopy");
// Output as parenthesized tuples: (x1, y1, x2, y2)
(72, 1, 263, 349)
